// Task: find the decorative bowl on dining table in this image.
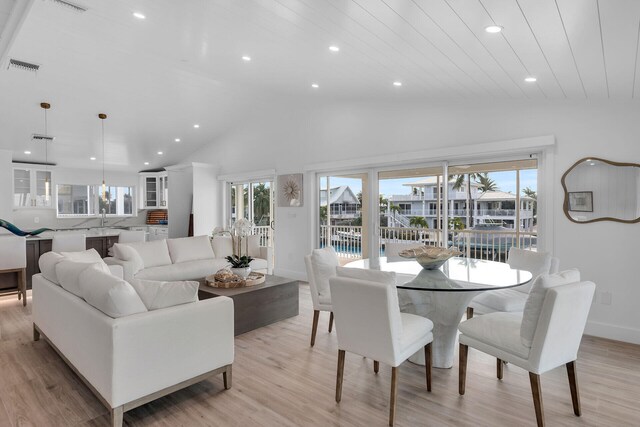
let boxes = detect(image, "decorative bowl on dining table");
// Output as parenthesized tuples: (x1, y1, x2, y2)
(398, 246, 463, 270)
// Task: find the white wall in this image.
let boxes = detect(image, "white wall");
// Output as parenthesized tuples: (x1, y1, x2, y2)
(192, 163, 220, 237)
(183, 99, 640, 344)
(0, 150, 13, 226)
(167, 165, 193, 239)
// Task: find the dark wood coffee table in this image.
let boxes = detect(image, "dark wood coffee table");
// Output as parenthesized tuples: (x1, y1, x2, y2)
(198, 274, 299, 336)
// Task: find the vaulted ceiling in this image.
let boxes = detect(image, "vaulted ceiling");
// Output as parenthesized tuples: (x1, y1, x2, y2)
(1, 0, 640, 170)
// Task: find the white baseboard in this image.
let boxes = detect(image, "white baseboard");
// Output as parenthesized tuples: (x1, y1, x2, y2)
(585, 320, 640, 345)
(273, 267, 307, 282)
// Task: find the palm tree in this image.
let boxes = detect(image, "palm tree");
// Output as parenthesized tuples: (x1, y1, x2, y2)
(451, 173, 481, 228)
(477, 173, 498, 193)
(252, 184, 271, 225)
(409, 216, 428, 228)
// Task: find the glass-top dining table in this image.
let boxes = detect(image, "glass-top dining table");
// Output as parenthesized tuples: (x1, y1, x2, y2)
(344, 257, 532, 368)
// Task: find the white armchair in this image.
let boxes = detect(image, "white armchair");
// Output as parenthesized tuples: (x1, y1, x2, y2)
(304, 247, 339, 346)
(468, 248, 557, 318)
(0, 235, 27, 306)
(458, 271, 595, 427)
(330, 268, 434, 426)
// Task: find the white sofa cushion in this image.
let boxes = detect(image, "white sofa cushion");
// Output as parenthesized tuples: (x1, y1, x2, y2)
(38, 251, 65, 285)
(124, 240, 172, 269)
(249, 257, 268, 272)
(233, 235, 261, 258)
(459, 312, 530, 359)
(113, 243, 144, 273)
(211, 236, 234, 259)
(167, 236, 215, 264)
(131, 279, 199, 310)
(60, 248, 103, 263)
(56, 260, 111, 298)
(310, 247, 339, 302)
(520, 269, 581, 347)
(79, 265, 148, 318)
(134, 259, 230, 282)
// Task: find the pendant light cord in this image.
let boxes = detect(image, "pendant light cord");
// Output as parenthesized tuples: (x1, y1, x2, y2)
(101, 119, 105, 184)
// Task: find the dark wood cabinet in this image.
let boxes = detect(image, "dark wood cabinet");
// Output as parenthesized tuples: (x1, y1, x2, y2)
(0, 235, 119, 295)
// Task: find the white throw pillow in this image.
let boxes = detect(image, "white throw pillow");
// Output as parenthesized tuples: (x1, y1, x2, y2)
(310, 247, 339, 297)
(166, 236, 214, 264)
(56, 260, 111, 298)
(79, 265, 148, 318)
(336, 266, 397, 285)
(60, 248, 103, 263)
(232, 235, 262, 258)
(38, 252, 65, 285)
(211, 236, 234, 259)
(112, 243, 144, 273)
(130, 279, 199, 310)
(122, 240, 172, 269)
(520, 269, 581, 347)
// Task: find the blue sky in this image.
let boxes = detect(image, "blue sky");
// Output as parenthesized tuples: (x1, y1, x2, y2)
(321, 169, 537, 198)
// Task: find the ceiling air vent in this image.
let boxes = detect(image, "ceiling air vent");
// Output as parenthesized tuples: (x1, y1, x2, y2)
(49, 0, 87, 13)
(8, 59, 40, 72)
(31, 134, 55, 142)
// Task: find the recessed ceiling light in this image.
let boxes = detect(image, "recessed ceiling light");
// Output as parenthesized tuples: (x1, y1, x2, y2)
(157, 151, 163, 155)
(329, 45, 340, 52)
(393, 81, 402, 87)
(193, 124, 200, 128)
(24, 151, 31, 155)
(174, 138, 181, 142)
(133, 12, 146, 20)
(485, 25, 503, 33)
(524, 76, 537, 83)
(242, 56, 251, 61)
(90, 157, 96, 160)
(311, 83, 319, 88)
(144, 162, 149, 166)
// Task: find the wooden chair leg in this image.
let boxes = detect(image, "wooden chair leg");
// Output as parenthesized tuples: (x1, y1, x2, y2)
(566, 361, 581, 416)
(529, 372, 545, 427)
(20, 268, 27, 307)
(329, 311, 334, 333)
(497, 358, 504, 380)
(336, 350, 346, 403)
(33, 324, 40, 341)
(223, 365, 232, 390)
(389, 366, 398, 426)
(425, 343, 432, 391)
(374, 360, 379, 374)
(310, 310, 320, 347)
(459, 343, 468, 395)
(110, 406, 123, 427)
(466, 307, 474, 319)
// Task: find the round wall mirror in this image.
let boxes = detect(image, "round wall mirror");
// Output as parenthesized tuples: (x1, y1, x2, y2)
(561, 157, 640, 224)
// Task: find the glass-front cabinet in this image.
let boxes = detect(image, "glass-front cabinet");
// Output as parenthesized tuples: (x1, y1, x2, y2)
(13, 167, 53, 208)
(140, 172, 168, 209)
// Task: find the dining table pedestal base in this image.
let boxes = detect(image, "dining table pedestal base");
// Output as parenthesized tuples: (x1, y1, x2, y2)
(399, 289, 480, 369)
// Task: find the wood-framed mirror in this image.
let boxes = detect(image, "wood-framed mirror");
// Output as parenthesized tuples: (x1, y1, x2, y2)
(561, 157, 640, 224)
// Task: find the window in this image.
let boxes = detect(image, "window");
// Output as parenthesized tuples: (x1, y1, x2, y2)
(56, 184, 134, 217)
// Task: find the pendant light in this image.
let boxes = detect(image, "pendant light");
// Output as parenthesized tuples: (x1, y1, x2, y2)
(40, 102, 51, 200)
(98, 113, 107, 202)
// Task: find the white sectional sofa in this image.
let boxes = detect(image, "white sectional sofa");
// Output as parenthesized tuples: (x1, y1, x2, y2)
(105, 235, 273, 283)
(33, 251, 234, 427)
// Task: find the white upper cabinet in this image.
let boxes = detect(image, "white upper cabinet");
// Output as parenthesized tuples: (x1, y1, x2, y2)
(140, 172, 168, 209)
(13, 167, 54, 209)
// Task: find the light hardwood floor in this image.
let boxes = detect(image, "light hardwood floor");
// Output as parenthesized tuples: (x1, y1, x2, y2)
(1, 285, 639, 426)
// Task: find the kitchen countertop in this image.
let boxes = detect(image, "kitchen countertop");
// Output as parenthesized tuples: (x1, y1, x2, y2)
(26, 227, 133, 240)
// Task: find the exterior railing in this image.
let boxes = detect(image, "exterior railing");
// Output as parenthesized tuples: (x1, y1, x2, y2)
(477, 209, 534, 217)
(254, 225, 273, 247)
(320, 224, 537, 262)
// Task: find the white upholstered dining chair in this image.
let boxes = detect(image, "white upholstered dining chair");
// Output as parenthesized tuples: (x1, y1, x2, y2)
(304, 247, 339, 346)
(458, 270, 594, 427)
(52, 233, 86, 253)
(467, 247, 558, 318)
(330, 267, 434, 426)
(0, 235, 27, 306)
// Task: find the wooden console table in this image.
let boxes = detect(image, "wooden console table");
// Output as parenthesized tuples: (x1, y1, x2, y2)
(198, 275, 299, 336)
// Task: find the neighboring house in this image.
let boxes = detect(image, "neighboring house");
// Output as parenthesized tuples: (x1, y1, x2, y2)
(320, 186, 361, 221)
(388, 178, 535, 230)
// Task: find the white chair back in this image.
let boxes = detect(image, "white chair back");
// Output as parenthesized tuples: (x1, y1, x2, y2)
(549, 257, 560, 274)
(304, 255, 321, 310)
(52, 234, 86, 253)
(507, 247, 552, 293)
(117, 230, 146, 243)
(0, 235, 26, 269)
(528, 281, 595, 374)
(330, 272, 402, 364)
